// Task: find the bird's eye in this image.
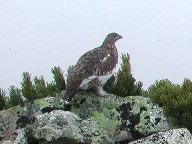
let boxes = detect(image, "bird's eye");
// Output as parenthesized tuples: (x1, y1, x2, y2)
(113, 35, 116, 37)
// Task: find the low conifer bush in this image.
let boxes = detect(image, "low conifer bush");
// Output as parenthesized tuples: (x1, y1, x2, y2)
(51, 66, 66, 91)
(104, 53, 143, 96)
(6, 86, 23, 108)
(21, 72, 37, 102)
(144, 79, 192, 132)
(34, 76, 48, 99)
(0, 88, 6, 110)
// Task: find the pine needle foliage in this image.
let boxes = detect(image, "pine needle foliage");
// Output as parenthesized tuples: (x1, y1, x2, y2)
(21, 72, 37, 102)
(0, 67, 66, 109)
(51, 66, 66, 91)
(104, 53, 143, 97)
(46, 81, 57, 96)
(144, 78, 192, 132)
(34, 76, 48, 99)
(0, 88, 6, 110)
(6, 86, 23, 108)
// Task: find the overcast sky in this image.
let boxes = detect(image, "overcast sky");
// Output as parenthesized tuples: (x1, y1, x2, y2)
(1, 1, 192, 90)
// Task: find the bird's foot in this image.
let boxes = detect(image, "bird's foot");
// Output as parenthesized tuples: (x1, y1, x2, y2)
(64, 101, 72, 111)
(95, 86, 114, 98)
(63, 97, 72, 111)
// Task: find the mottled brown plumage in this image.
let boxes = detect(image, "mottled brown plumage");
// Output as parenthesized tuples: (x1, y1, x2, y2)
(64, 32, 123, 102)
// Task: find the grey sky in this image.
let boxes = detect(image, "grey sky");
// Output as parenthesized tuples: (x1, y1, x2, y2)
(1, 1, 192, 90)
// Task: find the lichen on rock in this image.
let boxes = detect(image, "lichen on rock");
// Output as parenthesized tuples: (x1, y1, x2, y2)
(0, 92, 191, 143)
(129, 128, 192, 144)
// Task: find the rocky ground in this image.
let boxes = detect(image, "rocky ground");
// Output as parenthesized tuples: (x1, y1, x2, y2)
(0, 91, 192, 144)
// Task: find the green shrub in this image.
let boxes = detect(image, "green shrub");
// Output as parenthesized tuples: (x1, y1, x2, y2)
(21, 72, 37, 102)
(34, 76, 48, 99)
(144, 78, 192, 132)
(104, 53, 143, 97)
(20, 68, 66, 102)
(46, 81, 57, 96)
(0, 67, 66, 109)
(0, 88, 6, 110)
(6, 86, 23, 108)
(51, 66, 66, 91)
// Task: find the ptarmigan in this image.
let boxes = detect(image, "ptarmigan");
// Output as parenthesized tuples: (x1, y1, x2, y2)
(64, 32, 123, 103)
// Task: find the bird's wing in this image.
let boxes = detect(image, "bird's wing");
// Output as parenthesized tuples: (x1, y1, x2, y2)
(73, 47, 117, 78)
(69, 47, 112, 81)
(94, 49, 117, 76)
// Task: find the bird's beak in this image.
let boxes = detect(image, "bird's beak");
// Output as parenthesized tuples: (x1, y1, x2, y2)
(119, 35, 123, 39)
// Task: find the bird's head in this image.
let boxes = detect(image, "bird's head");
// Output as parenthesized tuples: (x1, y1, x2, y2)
(102, 32, 123, 46)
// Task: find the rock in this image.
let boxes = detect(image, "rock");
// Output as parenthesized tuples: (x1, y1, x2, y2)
(30, 110, 112, 144)
(0, 96, 64, 143)
(74, 93, 170, 142)
(0, 96, 64, 139)
(0, 92, 186, 143)
(1, 128, 27, 144)
(0, 105, 28, 139)
(129, 128, 192, 144)
(31, 110, 84, 144)
(80, 118, 113, 143)
(116, 96, 170, 141)
(0, 107, 112, 144)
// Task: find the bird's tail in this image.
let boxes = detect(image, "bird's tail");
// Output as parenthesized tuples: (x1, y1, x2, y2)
(63, 88, 76, 102)
(63, 89, 77, 111)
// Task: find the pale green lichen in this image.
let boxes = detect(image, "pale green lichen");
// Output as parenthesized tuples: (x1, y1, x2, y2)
(0, 105, 28, 135)
(93, 107, 121, 132)
(33, 99, 50, 108)
(34, 127, 61, 141)
(33, 97, 64, 109)
(80, 118, 113, 143)
(1, 140, 14, 144)
(94, 112, 121, 132)
(101, 97, 120, 110)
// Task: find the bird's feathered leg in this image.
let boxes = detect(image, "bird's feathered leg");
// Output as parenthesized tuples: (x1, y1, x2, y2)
(95, 85, 110, 96)
(63, 84, 79, 111)
(95, 84, 115, 99)
(63, 92, 73, 111)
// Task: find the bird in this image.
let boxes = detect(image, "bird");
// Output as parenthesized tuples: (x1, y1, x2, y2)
(64, 32, 123, 104)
